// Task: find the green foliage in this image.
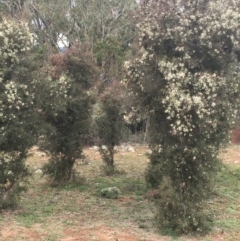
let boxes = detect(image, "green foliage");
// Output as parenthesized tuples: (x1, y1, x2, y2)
(43, 155, 77, 183)
(0, 152, 30, 209)
(41, 46, 96, 182)
(94, 37, 125, 67)
(97, 93, 124, 175)
(94, 37, 126, 85)
(125, 0, 240, 234)
(146, 143, 220, 234)
(155, 176, 213, 234)
(71, 0, 137, 46)
(0, 16, 36, 208)
(213, 164, 240, 231)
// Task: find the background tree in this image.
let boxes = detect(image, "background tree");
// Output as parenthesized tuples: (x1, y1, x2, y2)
(27, 0, 73, 51)
(0, 16, 38, 208)
(71, 0, 137, 85)
(125, 0, 240, 234)
(0, 0, 75, 52)
(29, 0, 137, 82)
(71, 0, 136, 47)
(0, 0, 26, 19)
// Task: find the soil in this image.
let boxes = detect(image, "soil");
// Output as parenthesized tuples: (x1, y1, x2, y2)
(231, 129, 240, 145)
(0, 223, 165, 241)
(1, 219, 238, 241)
(1, 225, 41, 240)
(61, 224, 167, 241)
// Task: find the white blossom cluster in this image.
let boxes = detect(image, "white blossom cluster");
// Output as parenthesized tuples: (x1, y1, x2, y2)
(48, 74, 73, 113)
(49, 75, 72, 98)
(123, 106, 140, 124)
(162, 70, 227, 137)
(0, 18, 33, 136)
(0, 152, 16, 188)
(125, 0, 240, 143)
(0, 81, 34, 138)
(0, 18, 33, 69)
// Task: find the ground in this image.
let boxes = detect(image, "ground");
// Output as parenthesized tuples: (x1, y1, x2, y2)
(0, 130, 240, 241)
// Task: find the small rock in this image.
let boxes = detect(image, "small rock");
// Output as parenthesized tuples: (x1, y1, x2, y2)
(35, 169, 43, 174)
(38, 152, 46, 157)
(101, 186, 121, 199)
(120, 144, 128, 152)
(146, 150, 152, 154)
(91, 146, 99, 150)
(28, 146, 39, 153)
(127, 146, 135, 152)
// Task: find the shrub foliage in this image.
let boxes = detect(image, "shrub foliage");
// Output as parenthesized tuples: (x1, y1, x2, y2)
(97, 92, 124, 175)
(125, 0, 240, 234)
(41, 46, 96, 182)
(0, 16, 35, 208)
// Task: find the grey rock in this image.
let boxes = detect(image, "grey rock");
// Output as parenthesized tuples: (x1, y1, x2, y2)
(127, 146, 135, 152)
(35, 169, 43, 174)
(101, 186, 121, 199)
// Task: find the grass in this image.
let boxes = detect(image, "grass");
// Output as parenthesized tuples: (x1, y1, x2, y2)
(211, 164, 240, 232)
(0, 145, 240, 240)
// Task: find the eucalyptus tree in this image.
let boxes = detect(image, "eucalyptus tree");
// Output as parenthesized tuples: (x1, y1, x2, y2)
(1, 0, 138, 84)
(70, 0, 138, 84)
(0, 0, 26, 18)
(71, 0, 136, 45)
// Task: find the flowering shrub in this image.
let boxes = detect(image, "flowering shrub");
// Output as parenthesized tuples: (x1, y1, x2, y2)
(41, 47, 96, 182)
(125, 0, 240, 234)
(0, 17, 35, 208)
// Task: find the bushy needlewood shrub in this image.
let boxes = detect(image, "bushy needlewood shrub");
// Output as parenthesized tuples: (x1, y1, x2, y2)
(0, 16, 36, 208)
(0, 153, 30, 209)
(97, 92, 124, 175)
(125, 0, 240, 234)
(41, 45, 96, 182)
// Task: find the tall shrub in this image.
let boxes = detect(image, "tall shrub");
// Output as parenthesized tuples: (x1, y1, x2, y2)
(97, 92, 124, 175)
(125, 0, 240, 234)
(41, 45, 96, 182)
(0, 16, 36, 208)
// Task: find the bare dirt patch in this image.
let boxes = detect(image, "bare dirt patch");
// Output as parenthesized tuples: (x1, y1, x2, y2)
(231, 129, 240, 145)
(1, 225, 41, 241)
(62, 224, 166, 241)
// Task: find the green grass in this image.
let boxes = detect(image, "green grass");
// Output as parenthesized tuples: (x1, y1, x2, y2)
(14, 172, 152, 232)
(211, 164, 240, 231)
(94, 176, 148, 198)
(1, 147, 240, 240)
